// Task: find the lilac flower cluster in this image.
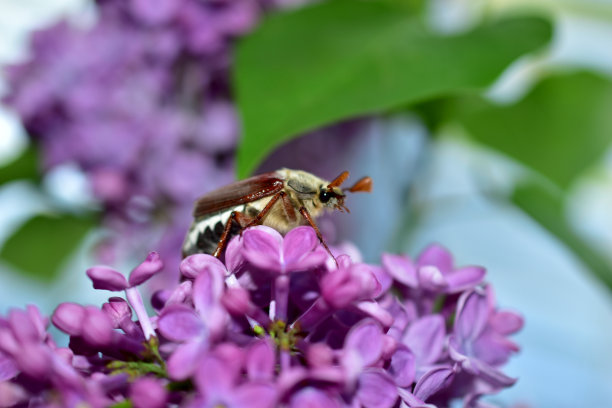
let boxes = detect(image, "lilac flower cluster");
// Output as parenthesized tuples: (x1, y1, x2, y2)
(0, 227, 522, 407)
(2, 0, 306, 277)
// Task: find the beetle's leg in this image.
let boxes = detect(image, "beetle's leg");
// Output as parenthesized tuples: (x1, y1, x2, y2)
(299, 206, 338, 267)
(241, 191, 283, 231)
(213, 211, 252, 258)
(280, 192, 297, 223)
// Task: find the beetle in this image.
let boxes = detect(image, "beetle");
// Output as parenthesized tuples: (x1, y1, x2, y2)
(182, 168, 372, 260)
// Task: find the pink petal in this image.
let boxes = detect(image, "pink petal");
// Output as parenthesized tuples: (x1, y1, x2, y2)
(290, 387, 340, 408)
(158, 305, 205, 341)
(454, 289, 490, 343)
(232, 383, 278, 408)
(246, 339, 275, 381)
(82, 307, 114, 347)
(445, 266, 486, 293)
(243, 226, 283, 272)
(129, 252, 163, 287)
(382, 254, 418, 287)
(344, 319, 384, 367)
(417, 266, 448, 292)
(52, 303, 86, 336)
(490, 310, 524, 335)
(389, 346, 416, 388)
(86, 266, 128, 291)
(402, 315, 445, 366)
(357, 369, 398, 408)
(416, 244, 454, 274)
(413, 365, 455, 402)
(167, 340, 207, 380)
(180, 254, 227, 279)
(130, 377, 167, 408)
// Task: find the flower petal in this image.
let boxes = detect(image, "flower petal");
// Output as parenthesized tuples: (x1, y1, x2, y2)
(290, 387, 340, 408)
(246, 339, 275, 381)
(130, 377, 167, 408)
(344, 319, 384, 368)
(402, 315, 445, 367)
(389, 346, 416, 388)
(0, 351, 18, 381)
(86, 266, 128, 291)
(180, 253, 227, 279)
(382, 254, 418, 287)
(357, 369, 398, 408)
(417, 266, 448, 292)
(82, 307, 114, 347)
(243, 226, 283, 272)
(444, 266, 485, 293)
(167, 340, 207, 380)
(52, 302, 86, 336)
(158, 305, 206, 342)
(454, 289, 490, 343)
(413, 365, 455, 402)
(416, 244, 453, 274)
(195, 354, 234, 395)
(129, 252, 164, 287)
(232, 383, 278, 408)
(490, 310, 524, 335)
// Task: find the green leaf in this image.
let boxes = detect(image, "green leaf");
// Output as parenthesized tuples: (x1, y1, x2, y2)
(513, 183, 612, 291)
(0, 214, 95, 282)
(457, 71, 612, 189)
(0, 146, 39, 185)
(234, 0, 553, 177)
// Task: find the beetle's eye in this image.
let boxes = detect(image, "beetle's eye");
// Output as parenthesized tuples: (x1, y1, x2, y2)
(319, 190, 332, 203)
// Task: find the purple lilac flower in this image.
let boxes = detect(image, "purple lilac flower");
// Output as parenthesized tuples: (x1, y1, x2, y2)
(1, 0, 313, 287)
(0, 228, 521, 406)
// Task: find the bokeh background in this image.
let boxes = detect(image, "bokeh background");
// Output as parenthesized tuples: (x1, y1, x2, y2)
(1, 0, 612, 407)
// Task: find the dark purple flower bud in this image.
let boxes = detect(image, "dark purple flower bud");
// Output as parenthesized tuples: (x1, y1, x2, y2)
(130, 377, 168, 408)
(86, 266, 128, 291)
(102, 297, 132, 328)
(82, 307, 114, 347)
(52, 303, 86, 336)
(129, 252, 163, 287)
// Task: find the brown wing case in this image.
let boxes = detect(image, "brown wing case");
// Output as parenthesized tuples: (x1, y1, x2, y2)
(193, 172, 285, 217)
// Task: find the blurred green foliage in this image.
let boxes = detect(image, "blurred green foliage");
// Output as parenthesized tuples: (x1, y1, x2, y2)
(234, 0, 552, 177)
(456, 72, 612, 190)
(0, 214, 95, 282)
(0, 146, 39, 186)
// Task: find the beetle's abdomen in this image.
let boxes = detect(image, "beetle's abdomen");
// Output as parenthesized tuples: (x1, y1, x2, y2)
(182, 206, 244, 257)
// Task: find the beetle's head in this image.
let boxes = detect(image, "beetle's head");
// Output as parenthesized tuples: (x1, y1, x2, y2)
(320, 171, 373, 213)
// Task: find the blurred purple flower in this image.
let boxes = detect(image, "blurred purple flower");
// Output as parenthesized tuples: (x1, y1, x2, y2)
(2, 0, 311, 286)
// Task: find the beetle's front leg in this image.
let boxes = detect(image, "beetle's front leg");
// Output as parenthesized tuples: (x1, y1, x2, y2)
(213, 211, 252, 258)
(299, 206, 337, 267)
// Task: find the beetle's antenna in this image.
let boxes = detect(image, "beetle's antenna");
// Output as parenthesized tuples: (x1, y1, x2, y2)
(327, 171, 350, 189)
(347, 176, 373, 193)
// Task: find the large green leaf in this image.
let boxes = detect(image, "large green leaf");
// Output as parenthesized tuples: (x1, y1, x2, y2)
(0, 146, 39, 185)
(512, 183, 612, 290)
(457, 72, 612, 189)
(234, 0, 552, 177)
(0, 214, 95, 282)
